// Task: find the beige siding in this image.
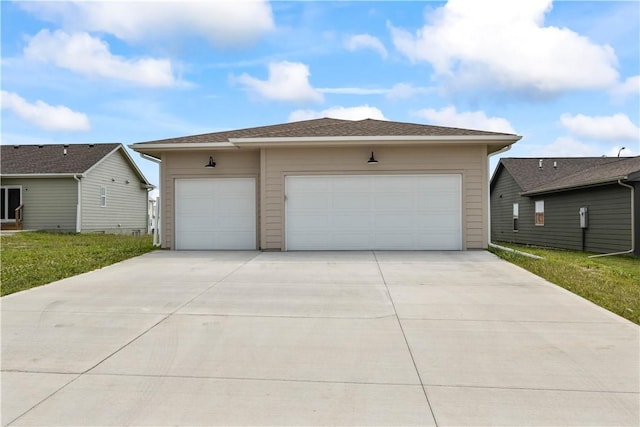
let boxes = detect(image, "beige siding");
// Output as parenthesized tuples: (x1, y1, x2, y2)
(160, 145, 488, 250)
(161, 150, 260, 249)
(1, 178, 77, 231)
(81, 150, 149, 234)
(262, 145, 487, 250)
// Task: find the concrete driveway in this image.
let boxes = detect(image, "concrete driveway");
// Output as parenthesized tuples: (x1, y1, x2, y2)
(1, 250, 638, 426)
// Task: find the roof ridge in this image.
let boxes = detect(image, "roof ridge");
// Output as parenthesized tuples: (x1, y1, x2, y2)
(240, 117, 350, 138)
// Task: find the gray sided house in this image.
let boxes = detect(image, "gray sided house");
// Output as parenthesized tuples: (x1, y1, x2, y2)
(1, 143, 153, 234)
(490, 156, 640, 255)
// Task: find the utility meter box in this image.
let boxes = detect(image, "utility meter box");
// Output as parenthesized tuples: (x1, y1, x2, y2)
(579, 207, 588, 228)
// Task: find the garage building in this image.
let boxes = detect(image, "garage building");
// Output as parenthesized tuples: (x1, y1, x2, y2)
(131, 118, 520, 251)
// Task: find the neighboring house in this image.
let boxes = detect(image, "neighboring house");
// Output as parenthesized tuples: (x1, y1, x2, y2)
(1, 143, 154, 234)
(490, 156, 640, 255)
(131, 118, 521, 251)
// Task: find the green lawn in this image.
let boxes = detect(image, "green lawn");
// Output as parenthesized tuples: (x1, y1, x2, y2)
(490, 242, 640, 325)
(1, 231, 156, 296)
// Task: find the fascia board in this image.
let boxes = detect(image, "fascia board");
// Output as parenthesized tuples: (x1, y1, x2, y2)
(0, 173, 84, 178)
(130, 142, 237, 151)
(228, 135, 521, 148)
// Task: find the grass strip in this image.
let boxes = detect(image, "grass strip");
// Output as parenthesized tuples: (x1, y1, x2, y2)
(490, 242, 640, 325)
(1, 231, 156, 296)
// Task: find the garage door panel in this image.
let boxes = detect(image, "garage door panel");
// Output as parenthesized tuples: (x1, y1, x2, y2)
(332, 213, 373, 228)
(175, 178, 256, 250)
(287, 195, 329, 210)
(286, 175, 461, 250)
(287, 177, 329, 192)
(332, 194, 371, 209)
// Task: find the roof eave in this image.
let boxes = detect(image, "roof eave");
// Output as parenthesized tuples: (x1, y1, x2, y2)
(522, 176, 629, 196)
(130, 134, 521, 154)
(130, 142, 238, 158)
(229, 134, 521, 147)
(0, 173, 86, 178)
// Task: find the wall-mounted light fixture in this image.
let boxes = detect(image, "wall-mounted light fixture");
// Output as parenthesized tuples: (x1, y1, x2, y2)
(205, 156, 216, 168)
(367, 152, 378, 165)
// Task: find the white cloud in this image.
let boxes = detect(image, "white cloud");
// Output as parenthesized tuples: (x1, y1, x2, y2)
(24, 30, 177, 87)
(344, 34, 388, 58)
(560, 113, 640, 141)
(527, 137, 603, 157)
(389, 0, 619, 95)
(414, 106, 516, 134)
(318, 87, 388, 95)
(527, 136, 638, 158)
(387, 83, 436, 99)
(611, 75, 640, 99)
(234, 61, 323, 103)
(289, 105, 387, 122)
(1, 90, 90, 131)
(19, 1, 274, 48)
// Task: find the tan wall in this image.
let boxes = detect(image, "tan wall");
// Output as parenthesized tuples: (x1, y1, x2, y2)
(161, 145, 489, 250)
(262, 145, 488, 250)
(161, 150, 260, 249)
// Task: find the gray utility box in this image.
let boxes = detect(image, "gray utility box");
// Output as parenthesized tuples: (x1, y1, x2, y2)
(579, 207, 589, 228)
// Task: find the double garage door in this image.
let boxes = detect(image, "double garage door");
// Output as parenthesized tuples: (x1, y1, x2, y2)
(175, 175, 461, 250)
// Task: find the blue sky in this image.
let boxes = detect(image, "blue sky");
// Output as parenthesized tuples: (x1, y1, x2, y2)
(2, 0, 639, 193)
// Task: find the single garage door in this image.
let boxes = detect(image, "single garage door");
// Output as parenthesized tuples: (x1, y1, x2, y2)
(175, 178, 256, 250)
(285, 174, 461, 250)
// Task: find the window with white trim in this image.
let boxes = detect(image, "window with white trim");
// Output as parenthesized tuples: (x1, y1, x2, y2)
(535, 200, 544, 226)
(513, 203, 519, 231)
(100, 186, 107, 208)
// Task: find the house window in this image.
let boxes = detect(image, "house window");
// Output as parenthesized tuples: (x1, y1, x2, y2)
(1, 187, 22, 221)
(100, 187, 107, 208)
(513, 203, 519, 231)
(535, 200, 544, 226)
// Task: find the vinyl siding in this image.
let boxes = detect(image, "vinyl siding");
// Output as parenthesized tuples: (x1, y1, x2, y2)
(161, 150, 260, 249)
(161, 145, 488, 250)
(491, 169, 633, 254)
(635, 182, 640, 256)
(81, 150, 149, 234)
(1, 177, 77, 231)
(263, 145, 486, 251)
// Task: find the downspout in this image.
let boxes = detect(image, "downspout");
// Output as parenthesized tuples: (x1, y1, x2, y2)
(589, 179, 635, 258)
(73, 174, 82, 232)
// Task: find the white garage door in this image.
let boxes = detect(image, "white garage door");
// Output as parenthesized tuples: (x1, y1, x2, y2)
(286, 175, 461, 250)
(175, 178, 256, 250)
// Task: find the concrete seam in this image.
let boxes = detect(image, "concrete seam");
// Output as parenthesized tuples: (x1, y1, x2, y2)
(372, 251, 440, 427)
(4, 252, 263, 427)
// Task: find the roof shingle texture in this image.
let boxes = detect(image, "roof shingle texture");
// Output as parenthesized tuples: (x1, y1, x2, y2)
(1, 143, 120, 174)
(499, 156, 640, 194)
(135, 118, 516, 145)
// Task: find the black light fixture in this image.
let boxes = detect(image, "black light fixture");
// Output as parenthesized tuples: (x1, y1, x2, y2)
(205, 156, 216, 168)
(367, 151, 378, 165)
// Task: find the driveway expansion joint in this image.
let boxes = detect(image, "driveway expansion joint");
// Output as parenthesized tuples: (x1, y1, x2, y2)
(373, 251, 440, 427)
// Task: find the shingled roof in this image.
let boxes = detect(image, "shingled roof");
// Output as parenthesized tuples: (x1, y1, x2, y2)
(134, 117, 517, 145)
(0, 144, 150, 184)
(493, 156, 640, 195)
